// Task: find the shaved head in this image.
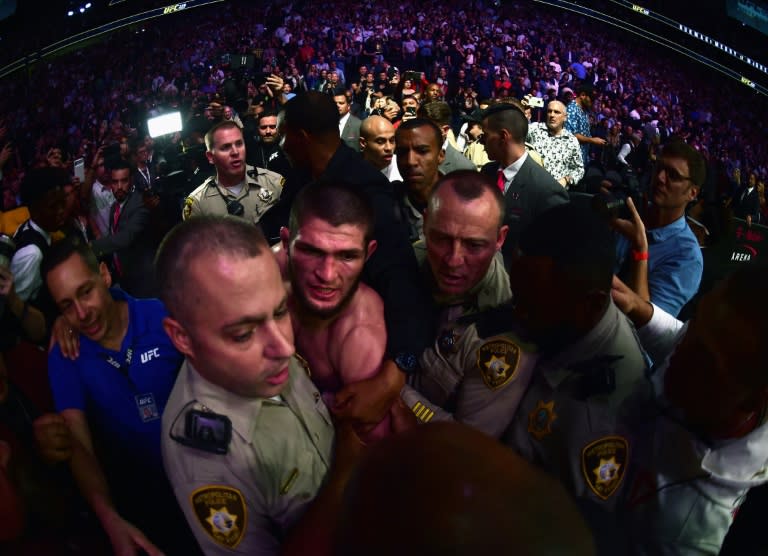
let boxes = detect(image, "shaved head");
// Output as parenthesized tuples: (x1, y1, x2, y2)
(546, 100, 568, 134)
(360, 115, 396, 171)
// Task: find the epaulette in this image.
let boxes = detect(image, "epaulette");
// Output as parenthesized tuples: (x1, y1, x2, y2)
(464, 303, 524, 340)
(566, 355, 624, 399)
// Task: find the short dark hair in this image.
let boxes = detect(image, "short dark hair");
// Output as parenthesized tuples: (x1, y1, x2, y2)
(288, 181, 375, 245)
(258, 110, 279, 124)
(396, 118, 443, 150)
(284, 91, 339, 136)
(20, 166, 70, 207)
(430, 170, 505, 228)
(519, 203, 615, 295)
(482, 104, 528, 144)
(660, 141, 706, 187)
(417, 101, 452, 127)
(42, 235, 99, 286)
(107, 159, 132, 175)
(155, 216, 268, 320)
(205, 120, 242, 151)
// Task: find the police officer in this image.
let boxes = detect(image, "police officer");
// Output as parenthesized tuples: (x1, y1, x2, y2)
(157, 216, 357, 555)
(415, 170, 511, 329)
(500, 203, 647, 552)
(182, 120, 284, 224)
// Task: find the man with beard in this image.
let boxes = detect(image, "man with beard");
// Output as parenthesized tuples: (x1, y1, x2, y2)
(527, 100, 584, 187)
(245, 112, 291, 178)
(564, 86, 606, 167)
(275, 182, 390, 441)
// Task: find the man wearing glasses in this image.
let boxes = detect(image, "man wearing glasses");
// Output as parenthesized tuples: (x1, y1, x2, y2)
(183, 121, 285, 224)
(612, 141, 705, 317)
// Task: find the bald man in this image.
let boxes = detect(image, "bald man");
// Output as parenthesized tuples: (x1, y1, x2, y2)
(336, 422, 595, 556)
(360, 115, 402, 182)
(527, 100, 584, 187)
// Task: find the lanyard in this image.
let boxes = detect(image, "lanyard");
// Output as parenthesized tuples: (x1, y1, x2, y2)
(102, 344, 135, 385)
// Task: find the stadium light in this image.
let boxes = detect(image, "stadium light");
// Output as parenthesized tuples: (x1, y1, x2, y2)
(85, 2, 92, 7)
(79, 7, 85, 13)
(67, 10, 74, 16)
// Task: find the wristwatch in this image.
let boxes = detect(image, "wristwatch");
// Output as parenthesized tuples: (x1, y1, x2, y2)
(393, 352, 420, 374)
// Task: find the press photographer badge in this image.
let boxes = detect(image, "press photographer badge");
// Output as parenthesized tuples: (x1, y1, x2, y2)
(135, 392, 160, 422)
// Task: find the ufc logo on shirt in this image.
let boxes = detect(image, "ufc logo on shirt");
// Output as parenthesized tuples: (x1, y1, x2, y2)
(140, 348, 161, 364)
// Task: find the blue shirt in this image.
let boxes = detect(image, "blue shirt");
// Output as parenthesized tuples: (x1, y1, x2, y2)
(48, 289, 182, 470)
(565, 100, 591, 165)
(615, 216, 703, 317)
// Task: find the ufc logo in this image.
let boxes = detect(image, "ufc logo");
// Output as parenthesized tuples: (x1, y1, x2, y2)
(140, 348, 160, 364)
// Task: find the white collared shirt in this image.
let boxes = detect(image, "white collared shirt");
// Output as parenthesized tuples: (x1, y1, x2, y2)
(499, 151, 529, 194)
(338, 112, 351, 136)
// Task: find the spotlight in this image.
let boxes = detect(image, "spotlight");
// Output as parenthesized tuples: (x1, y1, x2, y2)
(67, 10, 74, 16)
(79, 7, 85, 13)
(85, 2, 92, 7)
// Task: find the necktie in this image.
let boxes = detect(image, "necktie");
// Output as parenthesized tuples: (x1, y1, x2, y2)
(497, 168, 505, 192)
(112, 202, 123, 277)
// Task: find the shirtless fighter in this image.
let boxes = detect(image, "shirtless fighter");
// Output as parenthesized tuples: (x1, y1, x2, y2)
(275, 181, 391, 440)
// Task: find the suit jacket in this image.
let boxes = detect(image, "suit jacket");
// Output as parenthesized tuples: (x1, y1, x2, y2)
(91, 190, 157, 298)
(482, 155, 570, 265)
(732, 186, 761, 221)
(440, 143, 477, 175)
(340, 114, 362, 152)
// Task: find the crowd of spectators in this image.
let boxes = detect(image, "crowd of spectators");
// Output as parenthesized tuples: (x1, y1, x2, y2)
(0, 0, 766, 215)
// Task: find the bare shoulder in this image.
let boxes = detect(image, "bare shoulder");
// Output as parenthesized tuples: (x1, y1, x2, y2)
(330, 284, 386, 349)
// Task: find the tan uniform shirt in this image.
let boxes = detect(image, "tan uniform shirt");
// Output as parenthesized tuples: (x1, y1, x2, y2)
(402, 320, 538, 438)
(183, 165, 284, 224)
(162, 357, 334, 555)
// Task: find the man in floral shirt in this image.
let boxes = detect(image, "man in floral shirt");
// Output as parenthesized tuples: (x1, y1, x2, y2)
(564, 86, 606, 167)
(527, 100, 584, 187)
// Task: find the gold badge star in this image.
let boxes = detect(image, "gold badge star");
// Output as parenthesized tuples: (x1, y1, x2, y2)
(593, 457, 621, 486)
(485, 354, 510, 376)
(206, 507, 238, 534)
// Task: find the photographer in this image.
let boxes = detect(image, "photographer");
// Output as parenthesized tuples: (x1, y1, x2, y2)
(612, 141, 705, 317)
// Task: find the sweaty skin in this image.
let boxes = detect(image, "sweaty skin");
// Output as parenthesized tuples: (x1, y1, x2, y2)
(273, 237, 391, 442)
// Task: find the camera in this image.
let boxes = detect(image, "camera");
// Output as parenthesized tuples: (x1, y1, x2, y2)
(0, 234, 15, 269)
(185, 409, 232, 454)
(591, 191, 630, 219)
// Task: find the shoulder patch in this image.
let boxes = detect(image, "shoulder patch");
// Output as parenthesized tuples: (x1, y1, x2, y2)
(190, 485, 247, 549)
(581, 436, 629, 500)
(476, 338, 521, 390)
(183, 197, 195, 220)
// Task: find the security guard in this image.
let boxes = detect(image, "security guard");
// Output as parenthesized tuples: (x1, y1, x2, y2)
(498, 203, 648, 552)
(156, 217, 335, 554)
(401, 305, 539, 439)
(182, 120, 284, 224)
(414, 170, 512, 329)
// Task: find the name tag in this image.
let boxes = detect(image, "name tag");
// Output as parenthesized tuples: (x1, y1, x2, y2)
(135, 393, 160, 422)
